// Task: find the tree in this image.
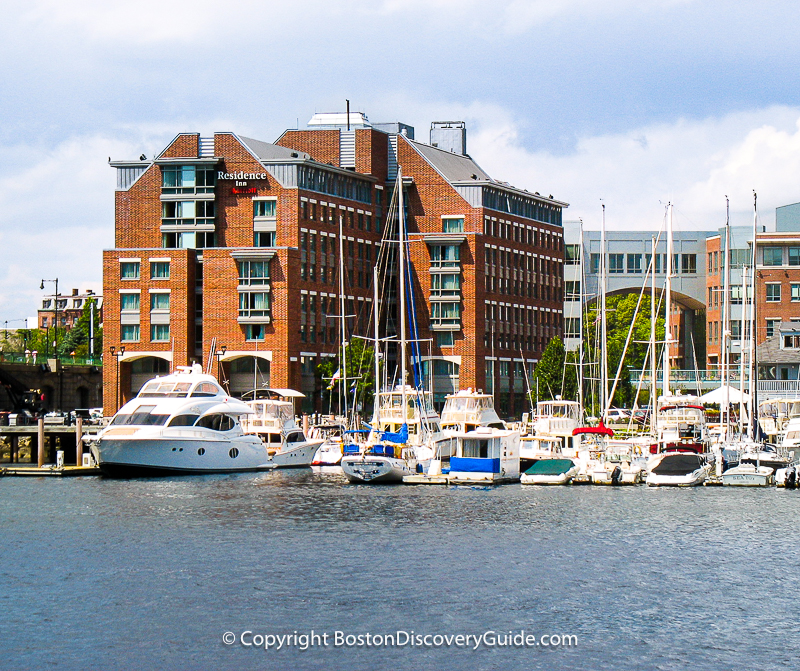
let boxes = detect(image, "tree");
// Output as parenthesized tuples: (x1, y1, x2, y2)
(316, 339, 375, 415)
(531, 337, 577, 402)
(584, 293, 665, 411)
(58, 298, 103, 358)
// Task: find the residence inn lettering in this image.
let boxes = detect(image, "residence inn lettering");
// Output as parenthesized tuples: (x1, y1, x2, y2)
(218, 171, 268, 195)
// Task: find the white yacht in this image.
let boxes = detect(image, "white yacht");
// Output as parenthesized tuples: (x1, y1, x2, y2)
(445, 425, 520, 484)
(343, 386, 453, 483)
(530, 399, 582, 453)
(721, 463, 774, 487)
(309, 422, 346, 466)
(652, 395, 709, 455)
(90, 365, 271, 477)
(440, 389, 505, 433)
(519, 434, 565, 472)
(240, 389, 323, 468)
(520, 458, 580, 485)
(645, 452, 709, 487)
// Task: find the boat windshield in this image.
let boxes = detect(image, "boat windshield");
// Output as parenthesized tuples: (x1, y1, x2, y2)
(251, 402, 293, 423)
(111, 404, 170, 426)
(138, 381, 193, 398)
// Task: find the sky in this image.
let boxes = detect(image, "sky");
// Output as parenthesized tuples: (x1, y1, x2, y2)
(2, 0, 800, 325)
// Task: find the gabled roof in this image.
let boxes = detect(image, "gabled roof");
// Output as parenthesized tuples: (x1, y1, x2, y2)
(408, 140, 491, 182)
(757, 333, 800, 364)
(239, 136, 310, 162)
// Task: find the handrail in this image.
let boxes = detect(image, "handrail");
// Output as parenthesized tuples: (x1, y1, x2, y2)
(0, 351, 102, 367)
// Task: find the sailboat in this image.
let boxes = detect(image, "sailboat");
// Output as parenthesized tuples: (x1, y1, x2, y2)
(341, 169, 452, 483)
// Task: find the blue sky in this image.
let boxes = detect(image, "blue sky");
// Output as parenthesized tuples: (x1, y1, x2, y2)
(2, 0, 800, 324)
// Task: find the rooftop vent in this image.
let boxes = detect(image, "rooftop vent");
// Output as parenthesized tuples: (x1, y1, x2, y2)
(430, 121, 466, 156)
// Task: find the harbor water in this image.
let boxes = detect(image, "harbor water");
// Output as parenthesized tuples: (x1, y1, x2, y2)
(2, 470, 799, 670)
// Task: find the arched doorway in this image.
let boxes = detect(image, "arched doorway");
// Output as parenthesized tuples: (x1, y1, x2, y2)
(127, 356, 171, 397)
(222, 356, 270, 398)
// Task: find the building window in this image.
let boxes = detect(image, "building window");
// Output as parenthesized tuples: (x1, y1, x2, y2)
(442, 217, 464, 233)
(565, 281, 581, 300)
(627, 254, 642, 274)
(161, 231, 215, 249)
(590, 253, 600, 273)
(431, 273, 461, 296)
(120, 293, 140, 311)
(245, 324, 266, 341)
(609, 254, 624, 274)
(789, 247, 800, 266)
(254, 200, 276, 218)
(161, 165, 215, 194)
(766, 283, 781, 302)
(731, 320, 741, 340)
(681, 254, 697, 274)
(784, 334, 800, 349)
(729, 249, 750, 267)
(792, 284, 800, 302)
(120, 262, 140, 279)
(430, 245, 460, 267)
(565, 317, 580, 338)
(239, 292, 270, 318)
(254, 231, 276, 247)
(763, 247, 783, 266)
(238, 260, 270, 285)
(766, 319, 780, 338)
(565, 244, 580, 265)
(121, 324, 140, 342)
(150, 261, 170, 279)
(150, 293, 170, 311)
(431, 301, 461, 327)
(730, 286, 742, 305)
(151, 324, 170, 342)
(437, 331, 455, 347)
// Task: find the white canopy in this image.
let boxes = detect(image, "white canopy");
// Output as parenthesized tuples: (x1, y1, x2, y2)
(699, 385, 750, 405)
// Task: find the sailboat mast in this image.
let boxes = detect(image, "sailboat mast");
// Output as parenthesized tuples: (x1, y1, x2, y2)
(578, 222, 585, 416)
(738, 266, 748, 437)
(397, 169, 408, 416)
(339, 213, 348, 420)
(600, 203, 608, 420)
(650, 235, 657, 437)
(749, 191, 759, 440)
(722, 198, 731, 436)
(373, 264, 380, 423)
(663, 203, 673, 397)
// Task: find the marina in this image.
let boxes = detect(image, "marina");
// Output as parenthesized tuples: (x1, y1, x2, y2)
(2, 469, 798, 671)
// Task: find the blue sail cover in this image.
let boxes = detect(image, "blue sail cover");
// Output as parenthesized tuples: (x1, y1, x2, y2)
(381, 423, 409, 444)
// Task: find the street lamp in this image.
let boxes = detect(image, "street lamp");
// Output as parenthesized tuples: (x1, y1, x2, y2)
(110, 345, 125, 410)
(40, 278, 59, 356)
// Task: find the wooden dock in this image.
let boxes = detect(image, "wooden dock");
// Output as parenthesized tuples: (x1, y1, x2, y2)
(0, 419, 101, 470)
(1, 464, 101, 477)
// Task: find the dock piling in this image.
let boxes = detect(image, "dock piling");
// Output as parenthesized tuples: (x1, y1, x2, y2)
(37, 418, 44, 468)
(75, 417, 83, 465)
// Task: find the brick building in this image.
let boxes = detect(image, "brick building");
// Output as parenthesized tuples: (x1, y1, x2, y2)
(39, 288, 103, 330)
(104, 114, 567, 417)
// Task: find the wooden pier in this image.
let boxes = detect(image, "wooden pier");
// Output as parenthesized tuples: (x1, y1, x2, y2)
(0, 419, 102, 476)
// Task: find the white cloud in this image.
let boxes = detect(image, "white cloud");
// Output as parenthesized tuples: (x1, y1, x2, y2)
(463, 104, 800, 231)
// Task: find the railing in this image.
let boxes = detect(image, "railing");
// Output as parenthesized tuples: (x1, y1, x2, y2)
(630, 370, 800, 397)
(631, 369, 742, 383)
(0, 351, 102, 367)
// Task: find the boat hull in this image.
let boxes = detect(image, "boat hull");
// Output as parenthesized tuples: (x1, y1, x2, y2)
(341, 455, 412, 483)
(269, 440, 323, 468)
(646, 468, 708, 487)
(721, 466, 774, 487)
(95, 435, 271, 477)
(312, 441, 343, 466)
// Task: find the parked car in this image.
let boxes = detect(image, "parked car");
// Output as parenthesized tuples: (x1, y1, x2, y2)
(606, 408, 631, 422)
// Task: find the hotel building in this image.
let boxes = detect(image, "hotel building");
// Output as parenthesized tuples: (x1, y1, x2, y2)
(104, 114, 568, 416)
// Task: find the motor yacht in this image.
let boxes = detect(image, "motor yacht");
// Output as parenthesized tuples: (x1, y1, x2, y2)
(90, 365, 271, 477)
(645, 452, 709, 487)
(240, 389, 323, 467)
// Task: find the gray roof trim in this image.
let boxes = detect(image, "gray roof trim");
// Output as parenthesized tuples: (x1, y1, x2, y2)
(757, 333, 800, 364)
(238, 135, 311, 162)
(154, 157, 220, 165)
(451, 180, 569, 208)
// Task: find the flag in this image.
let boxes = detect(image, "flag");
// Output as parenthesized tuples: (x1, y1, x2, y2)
(327, 368, 341, 391)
